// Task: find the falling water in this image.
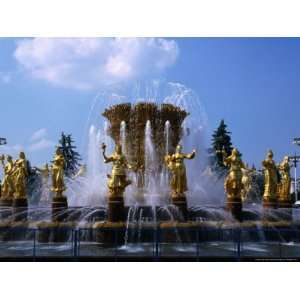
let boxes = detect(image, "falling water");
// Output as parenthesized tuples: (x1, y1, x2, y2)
(66, 124, 109, 207)
(83, 125, 105, 205)
(120, 121, 127, 156)
(120, 120, 138, 206)
(160, 120, 171, 191)
(165, 120, 171, 155)
(144, 120, 160, 205)
(87, 126, 101, 180)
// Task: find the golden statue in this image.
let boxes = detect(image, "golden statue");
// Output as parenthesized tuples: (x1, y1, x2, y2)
(262, 150, 278, 205)
(51, 148, 66, 197)
(222, 148, 246, 200)
(13, 152, 28, 199)
(277, 155, 291, 204)
(164, 144, 196, 197)
(0, 154, 15, 199)
(102, 143, 132, 197)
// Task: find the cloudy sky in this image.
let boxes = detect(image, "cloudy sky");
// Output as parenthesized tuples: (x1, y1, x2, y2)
(1, 37, 300, 167)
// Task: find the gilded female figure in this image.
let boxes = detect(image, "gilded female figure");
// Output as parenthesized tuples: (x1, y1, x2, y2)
(0, 155, 15, 199)
(164, 144, 196, 197)
(262, 150, 278, 202)
(13, 152, 28, 199)
(277, 155, 291, 203)
(51, 148, 65, 197)
(102, 143, 132, 197)
(222, 148, 246, 200)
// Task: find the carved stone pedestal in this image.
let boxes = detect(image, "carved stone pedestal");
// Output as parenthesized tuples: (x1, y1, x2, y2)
(226, 197, 243, 222)
(107, 196, 125, 222)
(263, 197, 278, 209)
(171, 196, 188, 221)
(12, 198, 28, 221)
(52, 196, 68, 222)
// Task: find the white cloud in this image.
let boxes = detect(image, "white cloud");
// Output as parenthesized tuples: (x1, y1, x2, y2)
(28, 138, 55, 152)
(14, 38, 179, 90)
(1, 129, 55, 157)
(30, 128, 47, 142)
(28, 128, 55, 152)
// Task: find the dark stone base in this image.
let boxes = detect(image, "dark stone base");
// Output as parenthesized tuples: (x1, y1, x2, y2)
(171, 196, 188, 220)
(108, 197, 125, 222)
(263, 197, 278, 209)
(0, 222, 29, 242)
(278, 200, 292, 209)
(94, 222, 126, 246)
(226, 198, 243, 222)
(37, 222, 73, 243)
(52, 196, 68, 222)
(12, 198, 28, 221)
(0, 198, 13, 207)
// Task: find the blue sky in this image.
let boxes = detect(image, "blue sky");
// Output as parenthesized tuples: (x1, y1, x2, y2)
(0, 37, 300, 168)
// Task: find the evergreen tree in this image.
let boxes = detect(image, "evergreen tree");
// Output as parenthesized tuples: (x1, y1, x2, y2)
(57, 132, 82, 177)
(209, 119, 233, 172)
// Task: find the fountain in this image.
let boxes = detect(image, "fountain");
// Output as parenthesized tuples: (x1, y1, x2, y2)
(0, 82, 300, 260)
(102, 102, 188, 202)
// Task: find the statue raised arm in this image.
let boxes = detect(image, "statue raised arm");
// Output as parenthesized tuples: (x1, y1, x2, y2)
(102, 143, 132, 197)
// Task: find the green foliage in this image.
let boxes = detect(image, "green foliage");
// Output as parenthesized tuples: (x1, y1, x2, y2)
(209, 119, 233, 173)
(57, 132, 82, 177)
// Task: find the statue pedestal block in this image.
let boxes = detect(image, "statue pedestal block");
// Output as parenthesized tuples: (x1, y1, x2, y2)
(37, 222, 73, 243)
(13, 198, 28, 207)
(52, 196, 68, 222)
(263, 197, 278, 209)
(0, 198, 12, 207)
(226, 197, 243, 222)
(94, 222, 126, 246)
(107, 197, 125, 222)
(278, 200, 292, 209)
(12, 198, 28, 221)
(171, 196, 188, 221)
